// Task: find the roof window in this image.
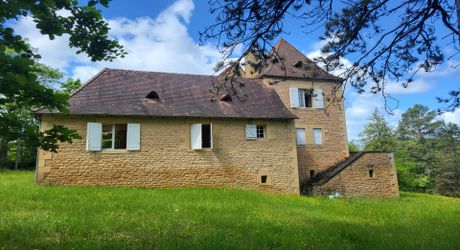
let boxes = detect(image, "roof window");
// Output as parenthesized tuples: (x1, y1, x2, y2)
(146, 91, 160, 100)
(220, 93, 232, 102)
(293, 61, 303, 68)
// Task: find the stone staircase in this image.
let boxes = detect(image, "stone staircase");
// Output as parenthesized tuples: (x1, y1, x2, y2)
(301, 152, 365, 195)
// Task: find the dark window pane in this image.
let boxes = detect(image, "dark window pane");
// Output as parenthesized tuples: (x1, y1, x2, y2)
(102, 125, 113, 149)
(256, 125, 265, 138)
(202, 124, 211, 148)
(114, 124, 127, 149)
(305, 90, 312, 107)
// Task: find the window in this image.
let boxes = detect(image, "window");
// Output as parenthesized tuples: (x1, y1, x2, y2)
(261, 175, 268, 184)
(102, 124, 127, 149)
(298, 89, 313, 108)
(290, 88, 324, 108)
(296, 128, 306, 145)
(245, 124, 265, 139)
(86, 123, 140, 151)
(313, 128, 322, 145)
(367, 165, 375, 178)
(256, 125, 265, 138)
(310, 170, 315, 178)
(191, 123, 213, 150)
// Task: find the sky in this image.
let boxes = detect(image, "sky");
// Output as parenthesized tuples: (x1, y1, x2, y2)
(10, 0, 460, 141)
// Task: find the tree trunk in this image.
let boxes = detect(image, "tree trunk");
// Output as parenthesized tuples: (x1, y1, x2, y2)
(14, 139, 20, 170)
(0, 138, 7, 162)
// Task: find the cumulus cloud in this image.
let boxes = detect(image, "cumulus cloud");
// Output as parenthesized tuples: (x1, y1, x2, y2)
(10, 0, 222, 82)
(442, 109, 460, 125)
(384, 80, 431, 94)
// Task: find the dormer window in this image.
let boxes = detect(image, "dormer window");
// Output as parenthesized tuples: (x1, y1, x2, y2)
(146, 91, 160, 100)
(293, 61, 303, 68)
(220, 93, 232, 102)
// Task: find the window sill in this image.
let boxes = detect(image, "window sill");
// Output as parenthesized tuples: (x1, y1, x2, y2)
(291, 107, 324, 110)
(100, 149, 129, 154)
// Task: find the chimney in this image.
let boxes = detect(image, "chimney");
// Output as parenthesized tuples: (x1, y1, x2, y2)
(242, 51, 259, 78)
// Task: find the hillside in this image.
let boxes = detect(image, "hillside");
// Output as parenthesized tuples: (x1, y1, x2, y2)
(0, 171, 459, 249)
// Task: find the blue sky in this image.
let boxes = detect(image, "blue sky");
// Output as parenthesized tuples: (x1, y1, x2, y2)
(11, 0, 460, 141)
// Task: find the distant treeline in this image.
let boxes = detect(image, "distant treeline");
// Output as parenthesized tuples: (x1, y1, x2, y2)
(351, 105, 460, 198)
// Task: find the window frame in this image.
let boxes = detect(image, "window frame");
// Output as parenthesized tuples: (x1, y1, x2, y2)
(245, 124, 265, 140)
(101, 124, 128, 150)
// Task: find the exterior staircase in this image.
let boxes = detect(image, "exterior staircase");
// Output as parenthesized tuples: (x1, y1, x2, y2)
(301, 152, 365, 195)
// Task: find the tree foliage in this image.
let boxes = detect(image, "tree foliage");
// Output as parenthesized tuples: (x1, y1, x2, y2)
(0, 0, 125, 155)
(359, 104, 460, 197)
(360, 108, 397, 152)
(201, 0, 460, 111)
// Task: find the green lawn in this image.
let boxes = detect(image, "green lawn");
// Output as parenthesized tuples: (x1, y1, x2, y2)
(0, 171, 459, 249)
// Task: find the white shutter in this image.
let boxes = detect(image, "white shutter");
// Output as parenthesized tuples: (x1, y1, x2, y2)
(86, 122, 102, 151)
(210, 123, 213, 149)
(314, 89, 324, 108)
(245, 124, 257, 139)
(191, 123, 202, 150)
(296, 128, 305, 145)
(290, 88, 299, 108)
(127, 123, 141, 150)
(313, 128, 322, 145)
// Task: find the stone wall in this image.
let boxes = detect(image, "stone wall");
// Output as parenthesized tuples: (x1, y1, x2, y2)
(262, 78, 349, 184)
(312, 152, 400, 198)
(37, 115, 300, 195)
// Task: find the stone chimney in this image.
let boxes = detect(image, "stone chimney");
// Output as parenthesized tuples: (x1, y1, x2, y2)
(242, 51, 260, 78)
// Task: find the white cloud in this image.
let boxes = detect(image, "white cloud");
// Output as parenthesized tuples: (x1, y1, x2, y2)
(442, 109, 460, 125)
(384, 80, 431, 94)
(10, 0, 223, 82)
(344, 91, 401, 141)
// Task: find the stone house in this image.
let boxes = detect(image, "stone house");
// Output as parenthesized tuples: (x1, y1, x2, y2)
(35, 39, 399, 198)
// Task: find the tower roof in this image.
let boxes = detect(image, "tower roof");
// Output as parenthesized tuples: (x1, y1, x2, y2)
(259, 38, 342, 82)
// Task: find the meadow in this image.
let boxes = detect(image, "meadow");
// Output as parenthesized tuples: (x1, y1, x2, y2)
(1, 170, 459, 249)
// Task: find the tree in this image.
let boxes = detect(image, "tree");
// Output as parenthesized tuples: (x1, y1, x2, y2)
(433, 123, 460, 197)
(0, 63, 82, 168)
(396, 105, 444, 191)
(200, 0, 459, 111)
(360, 108, 396, 152)
(1, 0, 125, 153)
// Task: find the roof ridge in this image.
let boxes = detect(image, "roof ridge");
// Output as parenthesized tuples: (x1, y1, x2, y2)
(105, 68, 215, 78)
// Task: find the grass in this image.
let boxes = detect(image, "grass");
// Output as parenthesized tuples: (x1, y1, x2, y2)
(0, 171, 459, 249)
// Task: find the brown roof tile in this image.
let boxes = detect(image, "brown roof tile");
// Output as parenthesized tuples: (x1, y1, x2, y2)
(259, 38, 342, 81)
(36, 68, 297, 119)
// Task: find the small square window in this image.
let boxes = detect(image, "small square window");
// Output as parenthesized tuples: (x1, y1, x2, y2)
(369, 169, 374, 178)
(256, 125, 265, 138)
(261, 175, 268, 184)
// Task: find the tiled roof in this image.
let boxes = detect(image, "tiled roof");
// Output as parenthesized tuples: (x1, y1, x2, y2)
(259, 38, 342, 81)
(36, 68, 297, 119)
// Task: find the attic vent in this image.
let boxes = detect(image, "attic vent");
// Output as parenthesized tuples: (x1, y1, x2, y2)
(293, 61, 303, 68)
(220, 93, 232, 102)
(146, 91, 160, 100)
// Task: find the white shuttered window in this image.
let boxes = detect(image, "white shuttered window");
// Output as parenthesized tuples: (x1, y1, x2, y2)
(245, 124, 257, 139)
(314, 89, 324, 108)
(191, 123, 213, 150)
(296, 128, 306, 145)
(313, 128, 323, 145)
(86, 122, 102, 151)
(290, 88, 299, 108)
(127, 123, 141, 150)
